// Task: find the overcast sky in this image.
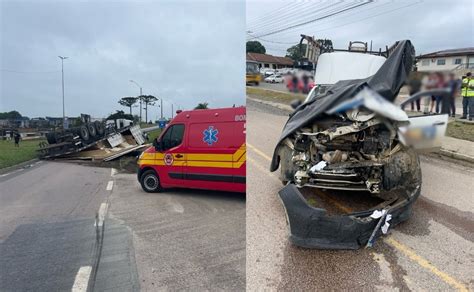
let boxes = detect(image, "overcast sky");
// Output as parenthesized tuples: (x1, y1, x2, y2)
(0, 0, 245, 119)
(247, 0, 473, 56)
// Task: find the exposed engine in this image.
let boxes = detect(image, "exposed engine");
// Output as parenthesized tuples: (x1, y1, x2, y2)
(279, 110, 411, 196)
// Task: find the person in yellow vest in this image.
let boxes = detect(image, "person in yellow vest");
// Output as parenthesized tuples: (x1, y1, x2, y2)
(461, 72, 474, 121)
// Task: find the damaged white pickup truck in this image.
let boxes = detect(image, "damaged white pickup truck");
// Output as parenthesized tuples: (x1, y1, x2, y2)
(271, 40, 449, 249)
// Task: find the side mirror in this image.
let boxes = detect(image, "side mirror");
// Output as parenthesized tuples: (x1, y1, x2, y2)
(290, 99, 302, 109)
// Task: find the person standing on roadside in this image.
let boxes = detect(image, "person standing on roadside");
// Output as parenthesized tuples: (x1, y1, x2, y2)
(434, 72, 446, 114)
(461, 72, 474, 120)
(14, 132, 21, 147)
(408, 70, 422, 112)
(447, 73, 461, 117)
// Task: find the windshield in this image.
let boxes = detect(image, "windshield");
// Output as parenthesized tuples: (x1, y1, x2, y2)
(246, 62, 259, 74)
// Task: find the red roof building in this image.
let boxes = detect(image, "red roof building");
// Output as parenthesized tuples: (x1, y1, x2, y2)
(246, 52, 294, 69)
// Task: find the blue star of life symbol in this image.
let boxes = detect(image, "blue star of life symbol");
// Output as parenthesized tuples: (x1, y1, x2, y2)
(203, 126, 218, 146)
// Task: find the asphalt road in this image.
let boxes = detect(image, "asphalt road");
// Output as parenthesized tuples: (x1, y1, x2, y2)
(246, 98, 474, 291)
(106, 171, 246, 291)
(0, 161, 112, 291)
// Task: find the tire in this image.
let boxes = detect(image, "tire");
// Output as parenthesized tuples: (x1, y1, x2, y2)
(140, 170, 162, 193)
(79, 125, 90, 141)
(87, 123, 96, 138)
(255, 82, 259, 86)
(95, 121, 105, 136)
(46, 132, 57, 144)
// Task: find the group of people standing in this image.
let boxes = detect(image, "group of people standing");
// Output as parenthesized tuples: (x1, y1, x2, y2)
(407, 70, 473, 120)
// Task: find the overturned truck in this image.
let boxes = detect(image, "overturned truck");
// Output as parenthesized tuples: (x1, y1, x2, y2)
(38, 119, 147, 161)
(271, 40, 449, 249)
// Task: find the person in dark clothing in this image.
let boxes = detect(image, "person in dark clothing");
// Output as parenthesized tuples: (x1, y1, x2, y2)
(14, 132, 21, 147)
(291, 74, 299, 93)
(302, 74, 310, 94)
(408, 71, 422, 111)
(447, 73, 461, 117)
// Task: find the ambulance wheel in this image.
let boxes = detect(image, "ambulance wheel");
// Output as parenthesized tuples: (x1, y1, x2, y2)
(140, 170, 162, 193)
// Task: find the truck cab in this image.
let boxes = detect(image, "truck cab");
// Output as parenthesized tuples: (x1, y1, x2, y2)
(137, 107, 246, 193)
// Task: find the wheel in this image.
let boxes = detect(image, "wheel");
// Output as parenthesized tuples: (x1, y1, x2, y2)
(78, 125, 90, 141)
(255, 82, 259, 86)
(46, 132, 57, 144)
(140, 170, 162, 193)
(95, 121, 105, 136)
(87, 123, 96, 138)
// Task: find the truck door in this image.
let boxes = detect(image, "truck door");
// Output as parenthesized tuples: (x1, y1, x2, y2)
(156, 123, 187, 187)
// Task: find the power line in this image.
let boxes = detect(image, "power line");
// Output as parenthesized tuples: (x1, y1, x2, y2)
(248, 1, 320, 32)
(249, 1, 384, 41)
(255, 0, 373, 38)
(248, 1, 414, 45)
(308, 1, 423, 34)
(248, 1, 348, 36)
(246, 1, 293, 26)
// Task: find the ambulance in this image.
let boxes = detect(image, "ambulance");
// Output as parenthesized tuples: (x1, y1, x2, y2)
(137, 107, 246, 193)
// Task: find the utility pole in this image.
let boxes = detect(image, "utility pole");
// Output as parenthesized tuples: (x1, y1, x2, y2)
(160, 98, 163, 119)
(129, 80, 143, 122)
(58, 56, 68, 129)
(171, 104, 174, 119)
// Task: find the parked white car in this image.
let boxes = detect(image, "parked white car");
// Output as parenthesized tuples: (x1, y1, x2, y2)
(265, 74, 284, 83)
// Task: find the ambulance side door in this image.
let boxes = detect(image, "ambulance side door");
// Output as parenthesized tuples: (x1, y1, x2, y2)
(156, 123, 187, 187)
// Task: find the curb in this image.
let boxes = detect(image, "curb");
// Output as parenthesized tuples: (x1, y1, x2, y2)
(0, 158, 40, 175)
(438, 149, 474, 164)
(247, 96, 293, 113)
(247, 96, 474, 164)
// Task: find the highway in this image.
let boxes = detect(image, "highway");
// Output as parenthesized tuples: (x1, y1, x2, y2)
(246, 98, 474, 291)
(0, 159, 245, 291)
(0, 161, 116, 291)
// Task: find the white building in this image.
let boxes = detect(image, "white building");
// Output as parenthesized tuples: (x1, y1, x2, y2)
(417, 47, 474, 73)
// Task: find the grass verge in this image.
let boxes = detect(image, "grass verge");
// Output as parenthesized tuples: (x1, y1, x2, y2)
(0, 139, 44, 169)
(246, 87, 305, 105)
(446, 121, 474, 142)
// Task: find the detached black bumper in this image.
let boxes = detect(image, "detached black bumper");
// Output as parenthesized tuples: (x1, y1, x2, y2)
(279, 184, 420, 249)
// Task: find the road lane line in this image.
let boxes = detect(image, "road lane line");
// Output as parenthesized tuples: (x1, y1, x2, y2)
(247, 142, 469, 291)
(95, 203, 109, 227)
(71, 265, 92, 292)
(247, 143, 272, 161)
(106, 180, 114, 191)
(385, 238, 468, 292)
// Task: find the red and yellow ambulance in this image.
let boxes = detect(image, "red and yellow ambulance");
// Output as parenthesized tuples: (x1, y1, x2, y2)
(137, 107, 246, 193)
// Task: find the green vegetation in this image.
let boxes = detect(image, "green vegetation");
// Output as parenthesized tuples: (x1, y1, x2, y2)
(0, 139, 44, 169)
(195, 102, 209, 109)
(446, 121, 474, 142)
(0, 110, 23, 119)
(246, 87, 305, 104)
(246, 40, 266, 54)
(147, 129, 162, 142)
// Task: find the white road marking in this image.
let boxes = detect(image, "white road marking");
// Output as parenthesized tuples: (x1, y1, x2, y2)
(106, 180, 114, 191)
(71, 266, 92, 292)
(0, 169, 22, 177)
(0, 161, 43, 177)
(110, 168, 117, 177)
(95, 203, 109, 227)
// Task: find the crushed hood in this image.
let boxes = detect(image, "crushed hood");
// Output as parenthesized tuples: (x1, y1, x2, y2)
(270, 40, 415, 172)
